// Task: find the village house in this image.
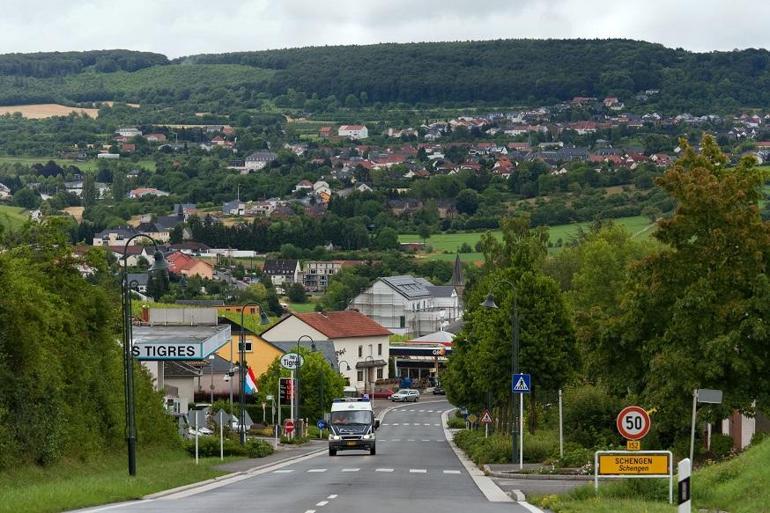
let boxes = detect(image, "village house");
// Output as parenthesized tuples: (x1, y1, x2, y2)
(165, 251, 214, 279)
(262, 259, 302, 290)
(338, 125, 369, 139)
(245, 151, 278, 171)
(128, 187, 169, 199)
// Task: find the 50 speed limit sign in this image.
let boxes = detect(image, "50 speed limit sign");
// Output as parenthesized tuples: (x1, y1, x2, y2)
(616, 406, 651, 441)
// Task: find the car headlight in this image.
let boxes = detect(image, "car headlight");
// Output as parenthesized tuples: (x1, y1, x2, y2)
(329, 435, 341, 440)
(363, 434, 374, 440)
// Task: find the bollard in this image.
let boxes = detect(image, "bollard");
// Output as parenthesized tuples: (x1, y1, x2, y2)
(678, 458, 691, 513)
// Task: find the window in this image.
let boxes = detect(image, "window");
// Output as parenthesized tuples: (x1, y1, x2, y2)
(245, 342, 253, 352)
(399, 316, 406, 328)
(378, 343, 382, 356)
(358, 345, 363, 357)
(377, 368, 383, 379)
(357, 370, 364, 382)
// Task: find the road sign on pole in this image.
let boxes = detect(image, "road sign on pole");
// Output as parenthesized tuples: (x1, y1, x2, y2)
(280, 353, 304, 370)
(480, 409, 493, 424)
(284, 419, 295, 435)
(512, 373, 531, 393)
(616, 406, 651, 441)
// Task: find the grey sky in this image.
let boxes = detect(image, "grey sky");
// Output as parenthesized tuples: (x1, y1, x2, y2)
(0, 0, 767, 58)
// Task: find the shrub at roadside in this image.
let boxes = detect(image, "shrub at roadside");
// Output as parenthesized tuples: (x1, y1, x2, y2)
(447, 417, 466, 429)
(562, 385, 622, 449)
(246, 439, 274, 458)
(454, 429, 558, 466)
(281, 435, 311, 445)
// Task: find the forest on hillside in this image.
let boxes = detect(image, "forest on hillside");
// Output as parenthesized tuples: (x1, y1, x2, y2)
(3, 40, 770, 112)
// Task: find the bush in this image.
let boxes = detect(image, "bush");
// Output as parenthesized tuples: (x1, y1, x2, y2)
(281, 435, 311, 445)
(558, 444, 593, 468)
(562, 385, 622, 448)
(524, 430, 558, 463)
(246, 439, 274, 458)
(184, 437, 245, 457)
(709, 434, 734, 459)
(447, 417, 466, 429)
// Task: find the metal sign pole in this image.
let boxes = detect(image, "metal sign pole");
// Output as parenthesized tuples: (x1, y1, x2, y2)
(519, 395, 524, 469)
(689, 390, 698, 463)
(559, 389, 564, 459)
(290, 370, 295, 439)
(276, 381, 281, 445)
(194, 412, 199, 465)
(219, 410, 224, 461)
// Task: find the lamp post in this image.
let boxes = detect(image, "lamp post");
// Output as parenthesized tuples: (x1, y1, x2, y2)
(238, 303, 263, 445)
(209, 355, 216, 404)
(310, 340, 324, 417)
(338, 359, 352, 396)
(480, 279, 522, 469)
(296, 335, 314, 436)
(121, 234, 168, 477)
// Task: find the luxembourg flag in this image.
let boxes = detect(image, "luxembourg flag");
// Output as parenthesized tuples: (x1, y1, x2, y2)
(244, 367, 258, 395)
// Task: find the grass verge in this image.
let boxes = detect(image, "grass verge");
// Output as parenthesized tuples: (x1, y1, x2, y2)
(0, 448, 240, 513)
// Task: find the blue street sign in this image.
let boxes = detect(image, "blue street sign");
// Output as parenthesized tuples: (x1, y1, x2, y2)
(512, 373, 531, 394)
(317, 419, 326, 430)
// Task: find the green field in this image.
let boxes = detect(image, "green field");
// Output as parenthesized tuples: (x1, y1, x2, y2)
(0, 204, 28, 230)
(0, 155, 156, 172)
(0, 448, 238, 513)
(400, 216, 656, 262)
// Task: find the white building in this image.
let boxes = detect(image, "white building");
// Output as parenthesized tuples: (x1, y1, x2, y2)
(338, 125, 369, 140)
(116, 128, 142, 138)
(261, 311, 391, 394)
(0, 183, 10, 200)
(349, 275, 462, 337)
(263, 259, 301, 290)
(245, 151, 278, 171)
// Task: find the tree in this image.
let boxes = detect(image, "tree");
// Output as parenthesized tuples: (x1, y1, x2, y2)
(169, 224, 184, 244)
(417, 224, 432, 243)
(112, 170, 126, 201)
(444, 217, 577, 434)
(287, 282, 308, 303)
(455, 189, 479, 215)
(374, 227, 399, 250)
(12, 188, 39, 210)
(256, 348, 346, 422)
(595, 136, 770, 443)
(82, 172, 97, 207)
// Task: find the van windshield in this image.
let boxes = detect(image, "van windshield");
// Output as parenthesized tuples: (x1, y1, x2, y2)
(330, 411, 371, 425)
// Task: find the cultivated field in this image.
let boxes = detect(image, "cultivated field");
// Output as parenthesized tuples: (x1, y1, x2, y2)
(0, 155, 157, 172)
(0, 103, 100, 119)
(400, 215, 655, 262)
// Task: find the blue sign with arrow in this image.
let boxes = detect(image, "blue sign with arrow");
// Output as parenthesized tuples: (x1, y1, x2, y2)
(512, 373, 531, 394)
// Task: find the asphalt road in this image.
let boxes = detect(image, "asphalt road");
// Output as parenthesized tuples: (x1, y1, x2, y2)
(74, 399, 534, 513)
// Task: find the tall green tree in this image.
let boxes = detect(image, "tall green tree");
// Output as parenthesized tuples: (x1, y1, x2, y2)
(596, 136, 770, 442)
(82, 171, 97, 207)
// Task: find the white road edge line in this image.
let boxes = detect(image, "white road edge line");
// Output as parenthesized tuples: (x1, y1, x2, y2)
(513, 490, 526, 501)
(441, 408, 516, 504)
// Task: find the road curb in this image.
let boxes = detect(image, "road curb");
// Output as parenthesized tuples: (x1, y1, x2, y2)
(142, 447, 326, 500)
(484, 465, 594, 481)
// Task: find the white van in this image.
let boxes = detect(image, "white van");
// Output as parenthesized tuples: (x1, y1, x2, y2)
(327, 398, 379, 456)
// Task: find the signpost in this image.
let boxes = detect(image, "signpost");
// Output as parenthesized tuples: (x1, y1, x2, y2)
(280, 353, 304, 370)
(284, 419, 295, 436)
(690, 389, 722, 463)
(481, 409, 493, 438)
(627, 440, 641, 451)
(616, 405, 651, 441)
(594, 450, 673, 503)
(512, 373, 531, 393)
(512, 373, 530, 469)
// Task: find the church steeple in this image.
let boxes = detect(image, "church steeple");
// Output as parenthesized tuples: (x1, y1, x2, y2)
(450, 253, 464, 299)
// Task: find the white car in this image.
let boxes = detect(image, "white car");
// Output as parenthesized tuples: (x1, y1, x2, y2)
(389, 389, 420, 402)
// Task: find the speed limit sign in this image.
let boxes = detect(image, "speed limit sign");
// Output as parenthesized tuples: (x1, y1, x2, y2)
(616, 406, 651, 441)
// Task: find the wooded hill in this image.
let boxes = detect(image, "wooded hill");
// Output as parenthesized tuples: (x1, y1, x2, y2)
(3, 39, 770, 112)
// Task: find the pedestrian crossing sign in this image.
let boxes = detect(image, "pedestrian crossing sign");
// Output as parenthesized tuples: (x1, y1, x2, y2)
(512, 373, 531, 394)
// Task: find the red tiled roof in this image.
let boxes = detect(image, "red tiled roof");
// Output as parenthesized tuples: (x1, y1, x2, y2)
(295, 311, 391, 338)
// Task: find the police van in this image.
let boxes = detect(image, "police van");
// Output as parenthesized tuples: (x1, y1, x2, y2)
(327, 398, 379, 456)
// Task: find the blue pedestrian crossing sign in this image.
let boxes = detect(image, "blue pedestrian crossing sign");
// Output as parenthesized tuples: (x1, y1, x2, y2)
(512, 373, 531, 394)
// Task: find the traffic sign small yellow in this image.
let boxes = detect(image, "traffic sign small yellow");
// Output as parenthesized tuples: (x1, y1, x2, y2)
(598, 453, 669, 475)
(627, 440, 641, 451)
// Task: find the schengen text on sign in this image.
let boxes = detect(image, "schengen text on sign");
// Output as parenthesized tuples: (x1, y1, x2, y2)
(598, 453, 670, 475)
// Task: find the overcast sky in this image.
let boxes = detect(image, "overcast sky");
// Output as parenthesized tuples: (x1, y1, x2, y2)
(1, 0, 768, 58)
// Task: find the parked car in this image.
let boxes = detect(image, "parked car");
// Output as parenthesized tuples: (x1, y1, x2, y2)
(432, 385, 445, 395)
(389, 389, 420, 402)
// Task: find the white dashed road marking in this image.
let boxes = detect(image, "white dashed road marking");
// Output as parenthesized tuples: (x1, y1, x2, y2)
(316, 500, 329, 506)
(342, 468, 360, 472)
(443, 470, 462, 474)
(327, 495, 338, 499)
(409, 468, 427, 473)
(307, 469, 327, 473)
(376, 468, 394, 472)
(304, 510, 316, 513)
(273, 470, 294, 474)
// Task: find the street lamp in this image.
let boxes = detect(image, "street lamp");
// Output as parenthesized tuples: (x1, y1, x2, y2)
(480, 279, 522, 469)
(209, 354, 216, 404)
(296, 335, 314, 435)
(238, 303, 268, 445)
(121, 234, 168, 476)
(310, 340, 324, 417)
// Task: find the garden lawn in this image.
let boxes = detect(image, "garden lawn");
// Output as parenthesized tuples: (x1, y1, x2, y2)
(0, 448, 240, 513)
